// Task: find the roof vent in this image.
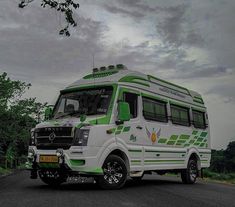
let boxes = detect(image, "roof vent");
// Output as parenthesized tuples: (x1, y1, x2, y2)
(100, 66, 107, 71)
(108, 65, 115, 70)
(116, 64, 127, 70)
(92, 68, 99, 73)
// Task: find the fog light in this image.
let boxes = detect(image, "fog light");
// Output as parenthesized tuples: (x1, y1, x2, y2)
(28, 148, 35, 158)
(56, 149, 64, 157)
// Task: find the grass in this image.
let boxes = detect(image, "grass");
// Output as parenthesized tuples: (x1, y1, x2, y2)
(0, 167, 12, 176)
(203, 169, 235, 184)
(165, 170, 235, 185)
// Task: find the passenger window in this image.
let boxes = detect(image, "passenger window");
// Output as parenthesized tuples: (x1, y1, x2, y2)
(171, 105, 190, 126)
(142, 97, 168, 122)
(192, 110, 206, 129)
(123, 92, 138, 119)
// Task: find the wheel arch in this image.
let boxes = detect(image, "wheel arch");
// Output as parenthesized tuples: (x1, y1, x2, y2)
(98, 144, 131, 173)
(187, 148, 201, 170)
(108, 149, 130, 172)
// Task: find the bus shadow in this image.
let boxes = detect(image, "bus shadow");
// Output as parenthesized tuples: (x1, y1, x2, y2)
(25, 176, 187, 192)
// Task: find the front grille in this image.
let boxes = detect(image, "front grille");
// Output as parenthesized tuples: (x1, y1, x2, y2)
(35, 127, 73, 150)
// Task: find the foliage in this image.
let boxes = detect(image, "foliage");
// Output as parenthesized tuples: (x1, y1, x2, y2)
(209, 141, 235, 173)
(18, 0, 79, 36)
(203, 169, 235, 184)
(0, 72, 46, 157)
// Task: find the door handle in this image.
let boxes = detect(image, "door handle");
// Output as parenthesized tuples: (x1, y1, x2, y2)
(136, 126, 143, 130)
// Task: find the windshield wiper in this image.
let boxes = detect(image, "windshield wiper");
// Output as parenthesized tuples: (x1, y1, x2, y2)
(54, 111, 81, 119)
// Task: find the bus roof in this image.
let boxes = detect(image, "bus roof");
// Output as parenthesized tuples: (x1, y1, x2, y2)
(64, 65, 205, 107)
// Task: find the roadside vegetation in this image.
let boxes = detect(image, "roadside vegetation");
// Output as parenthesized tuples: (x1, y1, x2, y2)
(0, 72, 46, 176)
(203, 142, 235, 184)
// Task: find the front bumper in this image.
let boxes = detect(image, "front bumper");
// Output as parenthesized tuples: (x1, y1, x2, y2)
(26, 146, 104, 175)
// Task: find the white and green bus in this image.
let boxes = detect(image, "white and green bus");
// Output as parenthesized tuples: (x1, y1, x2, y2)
(26, 64, 211, 189)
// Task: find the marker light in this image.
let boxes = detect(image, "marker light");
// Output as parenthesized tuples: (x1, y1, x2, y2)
(100, 66, 106, 71)
(108, 65, 115, 70)
(93, 68, 99, 73)
(56, 149, 64, 157)
(116, 64, 127, 70)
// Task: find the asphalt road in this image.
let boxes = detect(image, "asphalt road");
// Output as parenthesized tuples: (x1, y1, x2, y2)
(0, 170, 234, 207)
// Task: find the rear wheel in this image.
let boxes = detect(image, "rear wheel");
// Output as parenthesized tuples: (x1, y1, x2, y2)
(39, 169, 67, 186)
(181, 159, 198, 184)
(98, 155, 127, 190)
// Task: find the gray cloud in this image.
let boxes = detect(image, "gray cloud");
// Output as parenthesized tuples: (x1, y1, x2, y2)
(103, 4, 145, 19)
(0, 0, 235, 149)
(0, 0, 107, 83)
(206, 83, 235, 104)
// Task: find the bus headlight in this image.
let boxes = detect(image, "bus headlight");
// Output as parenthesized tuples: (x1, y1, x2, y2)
(73, 129, 90, 146)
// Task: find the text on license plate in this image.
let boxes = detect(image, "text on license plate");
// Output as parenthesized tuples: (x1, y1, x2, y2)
(39, 155, 58, 163)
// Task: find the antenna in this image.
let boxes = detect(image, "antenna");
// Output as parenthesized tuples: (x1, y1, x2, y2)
(92, 53, 95, 69)
(91, 53, 98, 125)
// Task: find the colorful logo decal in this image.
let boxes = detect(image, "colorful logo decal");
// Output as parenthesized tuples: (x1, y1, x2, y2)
(146, 127, 161, 144)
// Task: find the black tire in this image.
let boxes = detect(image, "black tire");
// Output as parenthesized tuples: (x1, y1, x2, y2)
(98, 155, 127, 190)
(39, 170, 67, 186)
(181, 159, 198, 184)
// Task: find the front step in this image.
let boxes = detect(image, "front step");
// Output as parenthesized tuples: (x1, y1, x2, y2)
(130, 171, 144, 177)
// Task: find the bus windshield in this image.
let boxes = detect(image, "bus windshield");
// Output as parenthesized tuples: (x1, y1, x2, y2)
(53, 86, 113, 119)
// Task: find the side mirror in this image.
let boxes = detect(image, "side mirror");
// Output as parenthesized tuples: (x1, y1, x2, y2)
(44, 106, 53, 120)
(117, 101, 131, 124)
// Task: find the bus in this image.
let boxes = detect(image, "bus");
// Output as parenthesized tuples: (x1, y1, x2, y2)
(26, 64, 211, 189)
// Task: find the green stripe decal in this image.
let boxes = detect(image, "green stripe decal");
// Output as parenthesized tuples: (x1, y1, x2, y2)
(117, 125, 124, 130)
(145, 150, 186, 153)
(80, 167, 103, 174)
(158, 138, 167, 143)
(167, 141, 176, 145)
(200, 132, 208, 137)
(83, 70, 118, 79)
(119, 76, 150, 87)
(179, 135, 190, 140)
(70, 159, 85, 166)
(115, 130, 121, 135)
(192, 130, 198, 135)
(123, 126, 131, 132)
(145, 160, 184, 163)
(169, 135, 178, 140)
(129, 149, 142, 152)
(131, 160, 141, 164)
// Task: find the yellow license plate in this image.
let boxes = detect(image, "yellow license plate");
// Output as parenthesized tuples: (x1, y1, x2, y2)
(39, 155, 58, 163)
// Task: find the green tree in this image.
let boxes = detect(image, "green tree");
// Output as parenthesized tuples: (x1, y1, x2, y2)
(0, 72, 46, 158)
(209, 141, 235, 173)
(224, 141, 235, 172)
(18, 0, 79, 36)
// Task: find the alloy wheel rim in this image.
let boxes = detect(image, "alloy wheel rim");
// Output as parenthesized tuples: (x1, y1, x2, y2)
(189, 162, 197, 181)
(103, 161, 123, 184)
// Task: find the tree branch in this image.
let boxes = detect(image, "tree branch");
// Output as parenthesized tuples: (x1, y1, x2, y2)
(18, 0, 79, 36)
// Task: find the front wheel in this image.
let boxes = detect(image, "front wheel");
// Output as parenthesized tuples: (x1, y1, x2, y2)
(98, 155, 127, 190)
(181, 159, 198, 184)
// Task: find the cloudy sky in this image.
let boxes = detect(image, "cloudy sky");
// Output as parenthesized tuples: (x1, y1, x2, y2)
(1, 0, 235, 149)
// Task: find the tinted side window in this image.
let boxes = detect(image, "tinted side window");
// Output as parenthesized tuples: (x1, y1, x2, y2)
(171, 105, 190, 126)
(143, 97, 168, 122)
(123, 92, 138, 119)
(193, 110, 206, 129)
